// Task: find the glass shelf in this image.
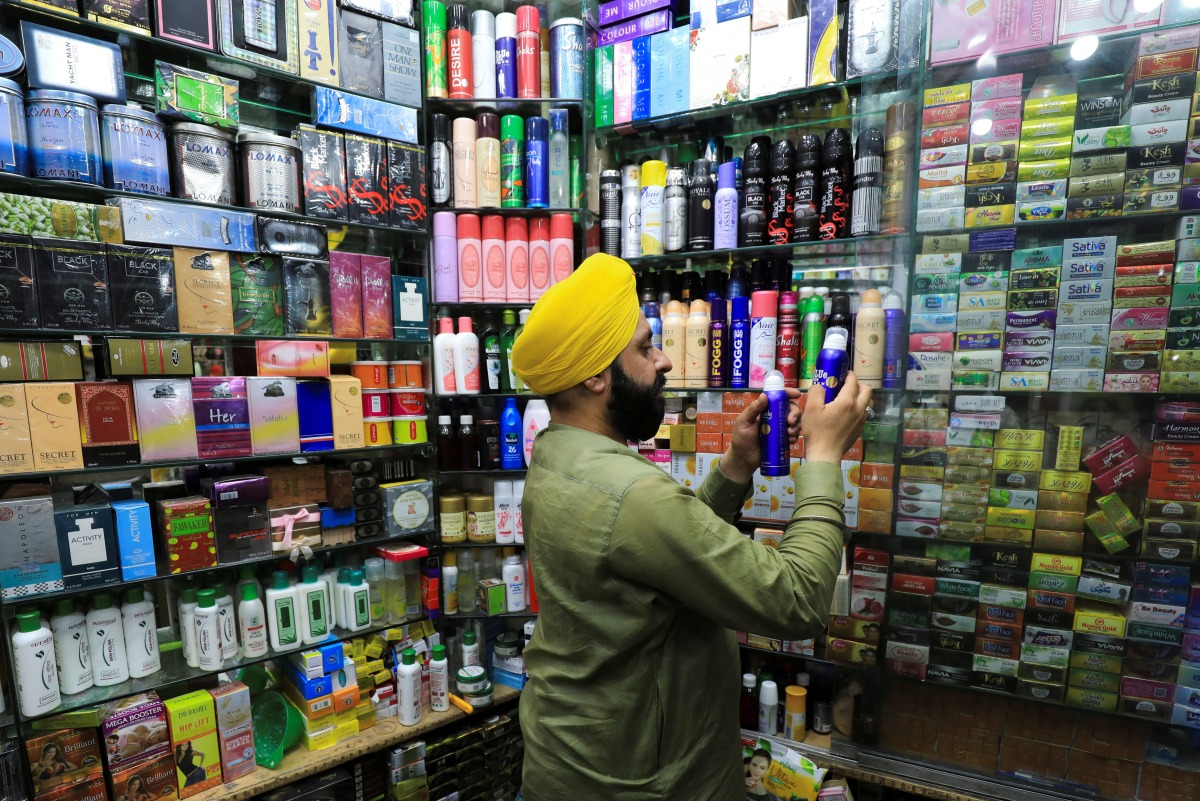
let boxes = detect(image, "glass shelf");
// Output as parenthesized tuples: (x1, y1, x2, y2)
(623, 234, 909, 269)
(438, 542, 526, 548)
(434, 206, 594, 220)
(443, 612, 536, 619)
(915, 207, 1196, 239)
(0, 326, 428, 346)
(6, 532, 426, 607)
(665, 386, 906, 394)
(14, 619, 402, 722)
(433, 301, 536, 309)
(1, 442, 432, 481)
(739, 642, 853, 671)
(426, 97, 591, 119)
(438, 469, 528, 476)
(0, 172, 427, 241)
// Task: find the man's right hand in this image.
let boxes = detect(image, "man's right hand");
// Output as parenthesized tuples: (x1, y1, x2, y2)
(802, 371, 873, 465)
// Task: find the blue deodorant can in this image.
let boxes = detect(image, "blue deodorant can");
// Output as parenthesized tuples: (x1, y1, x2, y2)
(729, 295, 750, 389)
(549, 18, 584, 98)
(525, 115, 549, 208)
(760, 371, 790, 476)
(813, 327, 849, 403)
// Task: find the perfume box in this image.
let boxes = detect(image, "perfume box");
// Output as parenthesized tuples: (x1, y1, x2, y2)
(807, 0, 838, 84)
(388, 141, 426, 231)
(283, 258, 332, 335)
(83, 0, 150, 34)
(157, 496, 216, 573)
(22, 23, 127, 104)
(114, 199, 256, 251)
(329, 252, 364, 339)
(132, 378, 199, 462)
(214, 502, 270, 562)
(76, 381, 140, 467)
(155, 62, 239, 130)
(107, 245, 178, 333)
(340, 0, 414, 25)
(689, 17, 750, 108)
(391, 274, 428, 341)
(298, 0, 340, 85)
(0, 235, 37, 328)
(297, 126, 348, 221)
(328, 376, 365, 450)
(192, 376, 252, 459)
(632, 35, 650, 121)
(25, 381, 84, 472)
(247, 376, 300, 455)
(0, 495, 63, 599)
(110, 500, 157, 581)
(209, 682, 255, 782)
(154, 0, 216, 50)
(0, 342, 83, 381)
(339, 10, 383, 96)
(54, 504, 120, 590)
(311, 86, 418, 144)
(750, 17, 807, 98)
(361, 254, 392, 338)
(255, 340, 332, 376)
(201, 474, 270, 508)
(103, 338, 192, 377)
(650, 27, 689, 118)
(230, 253, 283, 335)
(345, 134, 389, 226)
(33, 239, 113, 330)
(0, 383, 34, 476)
(382, 22, 421, 107)
(174, 248, 234, 335)
(297, 380, 334, 452)
(216, 0, 299, 75)
(109, 753, 176, 801)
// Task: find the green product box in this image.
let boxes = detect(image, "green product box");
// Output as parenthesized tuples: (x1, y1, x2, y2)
(104, 339, 193, 377)
(0, 341, 83, 381)
(596, 45, 614, 129)
(1069, 668, 1121, 693)
(1069, 650, 1122, 673)
(231, 254, 283, 336)
(1018, 159, 1071, 182)
(1021, 116, 1074, 140)
(155, 61, 240, 130)
(479, 578, 507, 615)
(1066, 687, 1119, 712)
(0, 193, 121, 242)
(1028, 571, 1079, 594)
(1171, 283, 1200, 307)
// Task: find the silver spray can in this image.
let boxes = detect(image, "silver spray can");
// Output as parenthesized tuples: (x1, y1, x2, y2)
(664, 167, 688, 252)
(238, 132, 302, 213)
(599, 169, 621, 256)
(620, 163, 641, 259)
(170, 122, 236, 204)
(548, 18, 584, 99)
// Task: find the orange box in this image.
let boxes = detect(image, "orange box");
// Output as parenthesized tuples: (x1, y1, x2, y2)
(860, 487, 894, 512)
(722, 392, 758, 414)
(844, 439, 864, 461)
(722, 413, 739, 434)
(1153, 442, 1200, 462)
(1152, 460, 1198, 482)
(860, 463, 895, 489)
(858, 509, 893, 534)
(1148, 481, 1200, 502)
(332, 685, 358, 714)
(696, 413, 722, 434)
(790, 436, 804, 459)
(722, 433, 734, 452)
(697, 432, 722, 453)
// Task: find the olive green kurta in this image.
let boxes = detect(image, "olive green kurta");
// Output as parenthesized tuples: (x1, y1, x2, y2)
(519, 423, 846, 801)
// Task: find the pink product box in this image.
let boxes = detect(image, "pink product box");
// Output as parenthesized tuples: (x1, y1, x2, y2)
(1111, 307, 1170, 329)
(1082, 434, 1139, 473)
(971, 97, 1024, 122)
(1093, 455, 1151, 494)
(360, 255, 392, 339)
(100, 693, 169, 769)
(328, 252, 363, 340)
(930, 0, 1058, 65)
(1138, 25, 1200, 57)
(971, 118, 1023, 144)
(910, 332, 955, 352)
(1057, 0, 1161, 42)
(1121, 675, 1176, 702)
(972, 73, 1024, 101)
(1105, 372, 1161, 393)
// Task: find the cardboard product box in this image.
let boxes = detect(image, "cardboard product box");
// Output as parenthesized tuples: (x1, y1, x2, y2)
(750, 17, 807, 98)
(230, 253, 282, 336)
(26, 728, 103, 793)
(75, 382, 139, 468)
(298, 0, 340, 86)
(111, 500, 157, 581)
(37, 773, 108, 801)
(0, 235, 38, 329)
(108, 245, 178, 333)
(191, 377, 251, 459)
(328, 252, 363, 340)
(690, 16, 750, 108)
(282, 258, 332, 336)
(24, 381, 84, 472)
(269, 503, 322, 553)
(263, 464, 326, 507)
(387, 142, 426, 232)
(102, 339, 191, 379)
(345, 135, 389, 227)
(381, 22, 420, 107)
(338, 10, 383, 96)
(213, 502, 270, 563)
(0, 383, 35, 476)
(109, 751, 178, 801)
(327, 376, 365, 450)
(209, 683, 254, 782)
(174, 248, 233, 335)
(132, 379, 199, 462)
(0, 340, 83, 381)
(33, 239, 112, 330)
(246, 376, 300, 455)
(100, 693, 170, 770)
(157, 497, 216, 573)
(297, 380, 334, 452)
(255, 340, 332, 377)
(164, 691, 222, 797)
(54, 504, 120, 590)
(381, 479, 434, 536)
(0, 494, 62, 599)
(296, 125, 347, 221)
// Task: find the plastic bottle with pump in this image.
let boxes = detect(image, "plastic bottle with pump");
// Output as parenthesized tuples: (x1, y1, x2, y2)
(434, 317, 458, 395)
(13, 610, 59, 716)
(87, 593, 129, 686)
(265, 571, 299, 651)
(454, 316, 481, 394)
(121, 587, 160, 678)
(50, 599, 92, 695)
(684, 299, 711, 388)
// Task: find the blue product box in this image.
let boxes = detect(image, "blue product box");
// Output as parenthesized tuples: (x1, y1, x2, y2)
(320, 506, 356, 527)
(716, 0, 751, 21)
(110, 500, 157, 581)
(311, 87, 418, 144)
(113, 198, 257, 251)
(969, 228, 1018, 252)
(650, 28, 689, 118)
(321, 641, 344, 672)
(0, 496, 63, 600)
(285, 662, 334, 698)
(54, 504, 121, 590)
(493, 667, 527, 690)
(297, 380, 334, 452)
(632, 35, 651, 121)
(391, 275, 429, 342)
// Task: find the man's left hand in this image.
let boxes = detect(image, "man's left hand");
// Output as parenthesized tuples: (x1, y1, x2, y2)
(719, 388, 804, 485)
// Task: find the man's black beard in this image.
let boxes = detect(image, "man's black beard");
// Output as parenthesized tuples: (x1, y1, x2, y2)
(607, 358, 666, 443)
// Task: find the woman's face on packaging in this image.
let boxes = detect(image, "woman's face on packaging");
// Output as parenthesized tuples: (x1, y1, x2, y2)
(750, 755, 770, 779)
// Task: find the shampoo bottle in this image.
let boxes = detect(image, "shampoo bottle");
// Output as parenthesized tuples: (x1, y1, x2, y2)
(708, 297, 727, 387)
(813, 328, 849, 403)
(121, 587, 160, 679)
(298, 565, 330, 645)
(729, 295, 750, 389)
(50, 599, 92, 695)
(333, 567, 353, 630)
(662, 300, 687, 386)
(343, 569, 371, 632)
(854, 288, 885, 388)
(434, 317, 459, 395)
(238, 584, 269, 658)
(748, 290, 778, 388)
(500, 397, 523, 469)
(684, 299, 711, 388)
(179, 587, 199, 668)
(476, 113, 501, 208)
(461, 629, 481, 666)
(522, 399, 550, 466)
(713, 161, 739, 250)
(13, 610, 59, 716)
(429, 644, 450, 712)
(454, 316, 481, 394)
(759, 371, 789, 477)
(500, 308, 518, 391)
(397, 648, 423, 725)
(86, 593, 129, 686)
(265, 571, 299, 651)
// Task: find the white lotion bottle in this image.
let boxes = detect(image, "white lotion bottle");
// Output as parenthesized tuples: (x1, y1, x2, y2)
(50, 599, 93, 695)
(121, 587, 161, 679)
(333, 567, 352, 630)
(397, 647, 423, 725)
(13, 610, 59, 716)
(521, 399, 550, 467)
(429, 644, 450, 712)
(298, 565, 331, 645)
(502, 551, 527, 612)
(178, 587, 199, 669)
(433, 317, 459, 395)
(442, 552, 459, 615)
(454, 316, 481, 394)
(86, 593, 129, 687)
(265, 571, 300, 652)
(758, 680, 779, 736)
(212, 583, 238, 659)
(461, 629, 481, 667)
(238, 583, 269, 658)
(513, 479, 526, 544)
(193, 589, 223, 671)
(494, 480, 516, 544)
(343, 569, 371, 633)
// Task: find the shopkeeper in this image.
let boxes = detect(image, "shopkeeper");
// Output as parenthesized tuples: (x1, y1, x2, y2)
(511, 254, 872, 801)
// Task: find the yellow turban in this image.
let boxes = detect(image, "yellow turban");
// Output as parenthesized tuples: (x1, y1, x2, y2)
(512, 253, 640, 396)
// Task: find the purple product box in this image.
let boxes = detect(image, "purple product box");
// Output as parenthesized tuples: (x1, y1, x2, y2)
(1004, 330, 1056, 352)
(597, 10, 672, 46)
(1182, 184, 1200, 210)
(971, 98, 1024, 123)
(202, 474, 270, 508)
(598, 0, 673, 26)
(970, 228, 1018, 252)
(1006, 309, 1057, 330)
(100, 693, 169, 769)
(192, 377, 252, 459)
(1002, 352, 1052, 370)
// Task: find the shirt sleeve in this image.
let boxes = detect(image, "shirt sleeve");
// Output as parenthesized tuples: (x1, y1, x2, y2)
(693, 458, 753, 522)
(608, 460, 846, 638)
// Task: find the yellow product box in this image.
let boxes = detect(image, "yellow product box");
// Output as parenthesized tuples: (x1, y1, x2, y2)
(0, 384, 34, 475)
(1035, 510, 1086, 533)
(1066, 687, 1119, 713)
(1017, 158, 1071, 182)
(986, 507, 1036, 530)
(744, 634, 783, 651)
(1085, 511, 1130, 553)
(1032, 552, 1082, 576)
(859, 487, 894, 512)
(900, 465, 945, 482)
(1056, 426, 1084, 471)
(967, 161, 1018, 185)
(1039, 470, 1092, 493)
(924, 83, 970, 107)
(966, 205, 1016, 227)
(985, 525, 1033, 545)
(857, 508, 893, 534)
(994, 449, 1042, 472)
(1033, 528, 1085, 552)
(995, 429, 1044, 451)
(328, 376, 365, 450)
(1021, 116, 1075, 140)
(1096, 493, 1140, 535)
(669, 424, 696, 452)
(335, 718, 359, 743)
(1024, 96, 1077, 119)
(1073, 604, 1127, 637)
(25, 381, 84, 472)
(174, 248, 234, 335)
(1161, 372, 1200, 392)
(1069, 650, 1122, 673)
(301, 724, 339, 751)
(1038, 490, 1088, 513)
(1020, 137, 1073, 161)
(164, 691, 222, 798)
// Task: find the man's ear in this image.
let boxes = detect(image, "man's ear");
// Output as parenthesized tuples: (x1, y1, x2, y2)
(581, 366, 611, 397)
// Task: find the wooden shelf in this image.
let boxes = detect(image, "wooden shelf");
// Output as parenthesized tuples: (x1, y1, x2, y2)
(190, 686, 521, 801)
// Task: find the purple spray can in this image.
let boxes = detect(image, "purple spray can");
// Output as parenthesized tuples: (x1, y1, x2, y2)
(760, 370, 790, 476)
(433, 211, 459, 302)
(882, 290, 905, 389)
